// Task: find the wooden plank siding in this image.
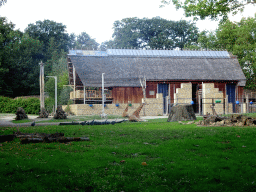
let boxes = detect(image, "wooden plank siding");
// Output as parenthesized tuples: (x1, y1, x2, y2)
(169, 83, 181, 103)
(112, 87, 143, 104)
(146, 82, 157, 98)
(214, 82, 226, 97)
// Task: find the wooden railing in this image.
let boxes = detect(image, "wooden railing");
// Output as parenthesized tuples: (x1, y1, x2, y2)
(70, 90, 112, 99)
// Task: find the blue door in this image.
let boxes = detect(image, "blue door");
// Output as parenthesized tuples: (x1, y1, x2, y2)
(158, 83, 169, 114)
(226, 84, 236, 113)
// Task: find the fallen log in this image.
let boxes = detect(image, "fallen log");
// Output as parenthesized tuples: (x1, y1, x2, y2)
(20, 136, 90, 144)
(0, 131, 90, 144)
(59, 119, 127, 126)
(0, 134, 16, 143)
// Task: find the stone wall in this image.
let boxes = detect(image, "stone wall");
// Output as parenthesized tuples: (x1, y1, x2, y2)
(143, 93, 163, 116)
(62, 94, 163, 116)
(202, 83, 224, 115)
(174, 83, 192, 105)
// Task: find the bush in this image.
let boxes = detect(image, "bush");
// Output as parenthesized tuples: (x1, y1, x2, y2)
(0, 96, 40, 114)
(45, 97, 55, 114)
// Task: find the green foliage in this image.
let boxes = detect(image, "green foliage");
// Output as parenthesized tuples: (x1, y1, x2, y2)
(161, 0, 256, 21)
(216, 17, 256, 89)
(59, 86, 73, 105)
(45, 97, 55, 114)
(25, 20, 71, 62)
(0, 17, 43, 97)
(105, 17, 199, 50)
(75, 32, 99, 50)
(45, 52, 70, 110)
(0, 96, 40, 114)
(0, 0, 7, 6)
(184, 30, 219, 50)
(185, 16, 256, 89)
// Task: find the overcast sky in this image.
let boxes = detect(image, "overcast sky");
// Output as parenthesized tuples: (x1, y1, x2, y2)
(0, 0, 255, 44)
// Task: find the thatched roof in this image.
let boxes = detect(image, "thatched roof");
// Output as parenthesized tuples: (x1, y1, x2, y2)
(68, 49, 246, 87)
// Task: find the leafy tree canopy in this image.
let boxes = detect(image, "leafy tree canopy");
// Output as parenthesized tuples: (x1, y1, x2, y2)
(0, 0, 7, 7)
(75, 32, 99, 50)
(105, 17, 199, 50)
(160, 0, 256, 21)
(25, 20, 71, 61)
(0, 17, 43, 97)
(185, 15, 256, 89)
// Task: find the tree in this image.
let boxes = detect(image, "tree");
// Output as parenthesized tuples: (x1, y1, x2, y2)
(184, 30, 219, 50)
(45, 54, 70, 112)
(185, 16, 256, 89)
(160, 0, 256, 21)
(0, 0, 7, 7)
(75, 32, 99, 50)
(0, 17, 43, 97)
(216, 17, 256, 89)
(110, 17, 198, 50)
(25, 20, 71, 62)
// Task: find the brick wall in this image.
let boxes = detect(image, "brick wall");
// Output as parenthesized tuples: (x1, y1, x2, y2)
(202, 83, 224, 115)
(174, 83, 192, 105)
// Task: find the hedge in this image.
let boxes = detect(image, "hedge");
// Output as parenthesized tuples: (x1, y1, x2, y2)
(0, 96, 40, 114)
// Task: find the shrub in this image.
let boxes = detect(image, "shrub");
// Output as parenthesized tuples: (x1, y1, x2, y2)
(0, 96, 40, 114)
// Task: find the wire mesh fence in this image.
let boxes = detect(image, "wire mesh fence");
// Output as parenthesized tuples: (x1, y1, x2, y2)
(167, 97, 256, 115)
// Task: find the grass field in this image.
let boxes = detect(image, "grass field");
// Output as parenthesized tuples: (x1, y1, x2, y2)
(1, 118, 256, 191)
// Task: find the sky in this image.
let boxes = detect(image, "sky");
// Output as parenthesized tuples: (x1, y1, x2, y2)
(0, 0, 255, 45)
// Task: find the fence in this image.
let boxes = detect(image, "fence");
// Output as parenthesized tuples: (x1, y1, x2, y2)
(168, 97, 256, 115)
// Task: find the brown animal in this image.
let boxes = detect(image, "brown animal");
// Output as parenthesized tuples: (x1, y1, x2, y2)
(128, 103, 146, 122)
(122, 103, 130, 117)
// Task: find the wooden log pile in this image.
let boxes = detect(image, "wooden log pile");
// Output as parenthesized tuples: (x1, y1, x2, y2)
(196, 114, 256, 126)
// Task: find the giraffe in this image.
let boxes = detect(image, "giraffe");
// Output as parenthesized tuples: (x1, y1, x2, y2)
(128, 103, 146, 122)
(122, 103, 130, 117)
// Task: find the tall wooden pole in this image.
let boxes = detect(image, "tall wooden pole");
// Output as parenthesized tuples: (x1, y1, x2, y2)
(73, 65, 76, 103)
(39, 61, 45, 111)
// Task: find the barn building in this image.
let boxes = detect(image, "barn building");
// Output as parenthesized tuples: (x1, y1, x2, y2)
(65, 49, 246, 116)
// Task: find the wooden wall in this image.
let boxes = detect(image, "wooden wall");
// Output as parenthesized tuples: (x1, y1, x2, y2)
(75, 80, 244, 104)
(214, 82, 226, 97)
(146, 82, 157, 98)
(112, 87, 143, 104)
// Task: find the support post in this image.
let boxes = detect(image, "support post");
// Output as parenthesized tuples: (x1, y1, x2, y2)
(199, 95, 201, 116)
(39, 61, 45, 111)
(246, 94, 249, 113)
(73, 65, 76, 103)
(84, 86, 86, 104)
(140, 77, 146, 116)
(101, 73, 107, 118)
(226, 95, 229, 114)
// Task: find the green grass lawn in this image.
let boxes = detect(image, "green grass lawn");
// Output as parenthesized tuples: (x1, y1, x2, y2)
(1, 119, 256, 191)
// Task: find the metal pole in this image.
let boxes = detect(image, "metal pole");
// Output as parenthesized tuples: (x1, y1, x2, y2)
(39, 61, 45, 111)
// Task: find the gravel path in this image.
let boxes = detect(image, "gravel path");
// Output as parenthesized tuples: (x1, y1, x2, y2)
(0, 114, 168, 127)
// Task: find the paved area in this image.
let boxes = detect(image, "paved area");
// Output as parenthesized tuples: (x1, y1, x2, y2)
(0, 114, 169, 127)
